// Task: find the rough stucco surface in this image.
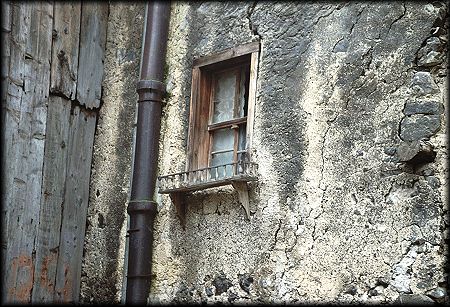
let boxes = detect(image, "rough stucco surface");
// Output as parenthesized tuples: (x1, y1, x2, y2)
(80, 3, 144, 303)
(150, 1, 448, 304)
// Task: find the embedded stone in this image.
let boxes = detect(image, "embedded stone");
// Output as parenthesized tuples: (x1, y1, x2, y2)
(417, 37, 444, 67)
(395, 141, 436, 164)
(227, 291, 239, 302)
(399, 115, 441, 141)
(418, 51, 443, 67)
(427, 287, 446, 299)
(205, 287, 214, 297)
(410, 72, 439, 96)
(425, 176, 440, 188)
(343, 284, 358, 295)
(395, 294, 435, 304)
(403, 100, 444, 115)
(384, 146, 396, 156)
(238, 273, 254, 294)
(213, 272, 233, 295)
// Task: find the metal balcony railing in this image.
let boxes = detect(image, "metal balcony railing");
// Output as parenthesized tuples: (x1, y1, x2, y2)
(158, 161, 258, 193)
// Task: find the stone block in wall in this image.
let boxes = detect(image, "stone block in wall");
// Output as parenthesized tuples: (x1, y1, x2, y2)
(395, 141, 436, 164)
(395, 294, 435, 304)
(403, 100, 444, 116)
(417, 37, 445, 67)
(410, 72, 439, 97)
(399, 114, 441, 141)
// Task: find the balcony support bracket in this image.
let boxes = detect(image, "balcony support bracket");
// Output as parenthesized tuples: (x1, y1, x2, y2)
(232, 182, 250, 220)
(169, 192, 186, 229)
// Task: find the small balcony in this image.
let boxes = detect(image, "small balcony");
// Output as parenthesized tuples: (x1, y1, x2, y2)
(158, 161, 258, 226)
(158, 161, 258, 193)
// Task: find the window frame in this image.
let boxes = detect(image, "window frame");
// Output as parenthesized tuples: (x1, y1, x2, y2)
(186, 41, 260, 173)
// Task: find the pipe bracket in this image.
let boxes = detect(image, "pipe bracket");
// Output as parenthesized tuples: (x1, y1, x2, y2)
(137, 79, 166, 103)
(127, 200, 158, 216)
(137, 79, 165, 92)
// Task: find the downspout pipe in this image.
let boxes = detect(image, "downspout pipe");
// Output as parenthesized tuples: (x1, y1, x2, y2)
(126, 1, 171, 304)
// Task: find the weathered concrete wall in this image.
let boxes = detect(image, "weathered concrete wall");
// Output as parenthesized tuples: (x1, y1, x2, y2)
(80, 3, 145, 303)
(151, 1, 448, 304)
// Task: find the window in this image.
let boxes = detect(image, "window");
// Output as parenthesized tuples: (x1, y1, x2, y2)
(158, 42, 260, 225)
(209, 64, 248, 173)
(186, 41, 259, 176)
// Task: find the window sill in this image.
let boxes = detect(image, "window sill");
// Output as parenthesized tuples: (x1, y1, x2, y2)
(158, 161, 258, 228)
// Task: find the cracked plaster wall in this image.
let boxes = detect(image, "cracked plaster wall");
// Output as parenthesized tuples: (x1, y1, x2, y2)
(75, 1, 448, 304)
(152, 1, 448, 304)
(79, 3, 145, 303)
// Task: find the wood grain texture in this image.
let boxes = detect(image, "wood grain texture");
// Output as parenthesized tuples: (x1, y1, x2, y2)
(54, 106, 97, 302)
(1, 1, 11, 84)
(76, 2, 108, 109)
(31, 96, 71, 302)
(3, 2, 53, 303)
(186, 67, 200, 171)
(50, 2, 81, 99)
(246, 51, 259, 160)
(1, 0, 12, 274)
(193, 41, 259, 68)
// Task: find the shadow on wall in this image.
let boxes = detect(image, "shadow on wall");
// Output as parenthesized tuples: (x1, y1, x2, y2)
(80, 4, 145, 303)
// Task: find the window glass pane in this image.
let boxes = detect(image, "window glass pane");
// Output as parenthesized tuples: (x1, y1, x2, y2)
(210, 152, 234, 178)
(211, 128, 234, 153)
(238, 124, 246, 151)
(210, 151, 234, 167)
(212, 70, 236, 123)
(238, 69, 248, 118)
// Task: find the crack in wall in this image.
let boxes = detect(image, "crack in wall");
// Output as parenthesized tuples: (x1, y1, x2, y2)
(270, 219, 282, 251)
(386, 2, 407, 38)
(348, 6, 365, 37)
(246, 1, 261, 40)
(309, 114, 338, 243)
(314, 5, 340, 27)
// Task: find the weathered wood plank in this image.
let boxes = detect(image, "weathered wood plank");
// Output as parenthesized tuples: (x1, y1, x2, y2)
(54, 106, 97, 302)
(1, 0, 11, 84)
(76, 2, 108, 109)
(246, 51, 259, 159)
(31, 96, 71, 302)
(193, 41, 259, 68)
(1, 0, 12, 274)
(186, 67, 200, 171)
(50, 2, 81, 99)
(3, 1, 53, 303)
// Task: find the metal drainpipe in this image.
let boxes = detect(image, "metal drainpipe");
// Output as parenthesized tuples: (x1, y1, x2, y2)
(126, 1, 171, 304)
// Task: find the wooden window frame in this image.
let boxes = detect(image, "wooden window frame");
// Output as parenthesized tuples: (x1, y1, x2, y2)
(186, 41, 260, 173)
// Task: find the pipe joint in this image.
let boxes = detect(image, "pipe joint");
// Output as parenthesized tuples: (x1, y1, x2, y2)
(127, 200, 158, 217)
(137, 79, 166, 103)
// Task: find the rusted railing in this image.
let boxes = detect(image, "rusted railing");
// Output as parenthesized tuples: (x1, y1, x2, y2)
(158, 161, 258, 193)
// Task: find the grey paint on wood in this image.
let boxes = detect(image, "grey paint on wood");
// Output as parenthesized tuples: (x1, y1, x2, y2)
(31, 96, 71, 302)
(1, 0, 12, 277)
(1, 1, 11, 81)
(3, 2, 53, 303)
(76, 2, 108, 109)
(54, 106, 97, 302)
(3, 2, 106, 304)
(50, 2, 81, 99)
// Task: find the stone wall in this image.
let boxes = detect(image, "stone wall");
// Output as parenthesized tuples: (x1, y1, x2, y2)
(80, 3, 145, 303)
(151, 1, 448, 304)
